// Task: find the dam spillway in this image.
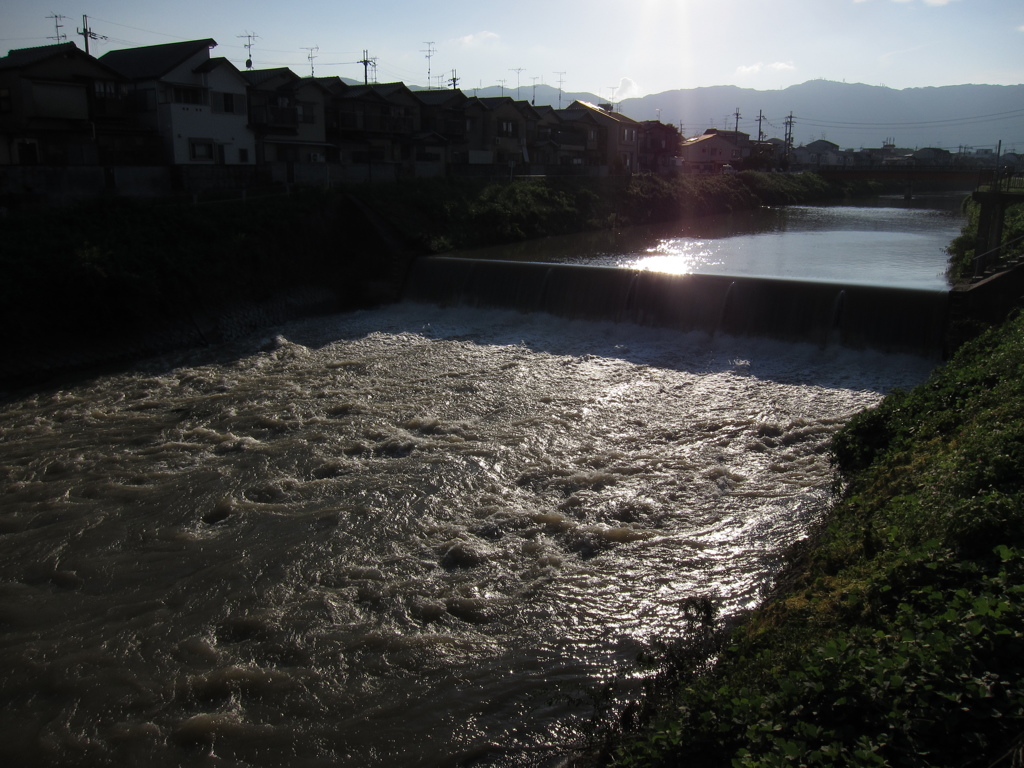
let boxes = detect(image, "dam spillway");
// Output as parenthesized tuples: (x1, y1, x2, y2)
(404, 256, 951, 358)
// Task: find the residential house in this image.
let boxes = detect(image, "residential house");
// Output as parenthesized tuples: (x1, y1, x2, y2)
(559, 101, 640, 174)
(678, 128, 751, 173)
(463, 96, 532, 169)
(911, 147, 954, 166)
(414, 88, 468, 167)
(99, 39, 255, 166)
(792, 138, 845, 169)
(0, 41, 155, 165)
(531, 105, 585, 170)
(242, 67, 334, 182)
(335, 82, 422, 179)
(639, 120, 681, 174)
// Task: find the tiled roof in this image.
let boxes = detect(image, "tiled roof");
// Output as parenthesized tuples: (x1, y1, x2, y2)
(100, 39, 216, 80)
(0, 42, 80, 70)
(241, 67, 296, 86)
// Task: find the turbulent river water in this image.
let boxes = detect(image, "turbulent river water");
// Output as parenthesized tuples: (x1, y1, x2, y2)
(0, 300, 936, 767)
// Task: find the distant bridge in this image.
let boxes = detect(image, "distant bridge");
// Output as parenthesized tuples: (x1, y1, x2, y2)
(813, 166, 994, 187)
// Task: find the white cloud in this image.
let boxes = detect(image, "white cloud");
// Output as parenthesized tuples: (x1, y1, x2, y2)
(736, 61, 796, 77)
(458, 31, 499, 48)
(613, 77, 640, 100)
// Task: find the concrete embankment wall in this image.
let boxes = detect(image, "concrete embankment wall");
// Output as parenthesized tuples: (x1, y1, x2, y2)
(405, 256, 951, 358)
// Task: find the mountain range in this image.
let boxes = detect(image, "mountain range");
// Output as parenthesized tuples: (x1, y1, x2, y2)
(396, 79, 1023, 153)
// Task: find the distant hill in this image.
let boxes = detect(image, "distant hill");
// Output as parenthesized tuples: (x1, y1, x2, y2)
(616, 80, 1024, 152)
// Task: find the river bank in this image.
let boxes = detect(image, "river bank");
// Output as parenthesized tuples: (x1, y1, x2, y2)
(1, 172, 877, 390)
(589, 306, 1024, 767)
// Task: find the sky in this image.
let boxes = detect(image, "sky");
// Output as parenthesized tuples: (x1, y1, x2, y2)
(2, 0, 1022, 100)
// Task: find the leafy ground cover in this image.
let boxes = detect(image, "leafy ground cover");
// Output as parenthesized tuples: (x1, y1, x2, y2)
(596, 309, 1024, 767)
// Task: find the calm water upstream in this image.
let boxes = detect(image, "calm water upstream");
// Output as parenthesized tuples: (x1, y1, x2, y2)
(451, 194, 967, 290)
(0, 199, 959, 766)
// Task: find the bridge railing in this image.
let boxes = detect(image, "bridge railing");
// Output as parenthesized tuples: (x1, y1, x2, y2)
(973, 232, 1024, 281)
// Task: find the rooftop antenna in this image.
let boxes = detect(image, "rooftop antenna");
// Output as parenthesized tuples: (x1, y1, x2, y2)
(421, 42, 436, 89)
(76, 15, 106, 56)
(510, 67, 525, 99)
(238, 31, 259, 69)
(448, 69, 459, 90)
(301, 45, 319, 77)
(555, 71, 566, 108)
(47, 13, 68, 43)
(498, 78, 506, 96)
(531, 76, 540, 105)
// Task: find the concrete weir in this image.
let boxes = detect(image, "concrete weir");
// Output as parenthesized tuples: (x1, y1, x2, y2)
(404, 256, 951, 358)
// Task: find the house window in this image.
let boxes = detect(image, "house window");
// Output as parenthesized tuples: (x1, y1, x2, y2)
(189, 139, 215, 161)
(172, 86, 206, 105)
(212, 92, 245, 114)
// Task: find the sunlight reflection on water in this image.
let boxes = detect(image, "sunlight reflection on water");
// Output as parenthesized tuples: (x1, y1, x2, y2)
(620, 239, 723, 274)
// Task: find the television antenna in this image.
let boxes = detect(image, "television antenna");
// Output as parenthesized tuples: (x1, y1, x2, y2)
(421, 42, 436, 89)
(301, 45, 319, 77)
(238, 31, 259, 69)
(47, 13, 68, 43)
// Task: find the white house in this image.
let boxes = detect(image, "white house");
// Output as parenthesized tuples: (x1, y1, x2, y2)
(100, 39, 255, 166)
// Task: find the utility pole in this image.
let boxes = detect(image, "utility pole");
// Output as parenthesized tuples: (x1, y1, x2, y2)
(421, 42, 436, 89)
(238, 32, 259, 69)
(77, 15, 106, 55)
(301, 46, 318, 77)
(448, 69, 459, 90)
(757, 109, 765, 142)
(784, 112, 795, 164)
(358, 50, 376, 85)
(555, 71, 566, 108)
(733, 107, 741, 134)
(47, 13, 68, 43)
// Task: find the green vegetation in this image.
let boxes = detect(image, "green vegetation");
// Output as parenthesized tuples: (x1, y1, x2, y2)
(946, 193, 1024, 283)
(595, 310, 1024, 767)
(344, 171, 862, 253)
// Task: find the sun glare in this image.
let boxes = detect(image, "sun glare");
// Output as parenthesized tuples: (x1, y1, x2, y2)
(619, 239, 721, 275)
